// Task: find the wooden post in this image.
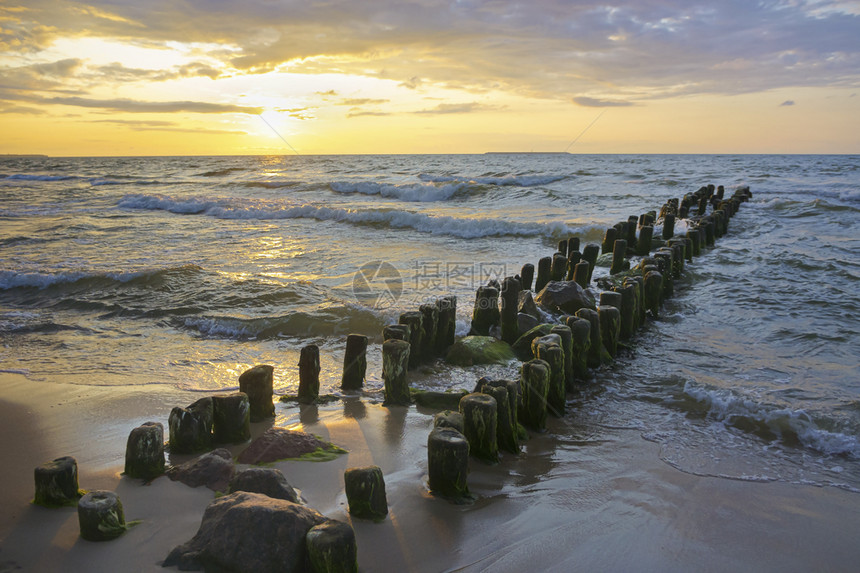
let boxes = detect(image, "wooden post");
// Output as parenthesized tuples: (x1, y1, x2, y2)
(78, 491, 126, 541)
(500, 276, 522, 344)
(399, 311, 425, 367)
(563, 316, 591, 382)
(238, 364, 275, 422)
(419, 303, 439, 359)
(582, 244, 600, 282)
(298, 345, 321, 404)
(575, 308, 606, 367)
(427, 427, 470, 499)
(520, 359, 549, 432)
(520, 263, 535, 291)
(573, 260, 590, 288)
(212, 392, 250, 444)
(535, 256, 552, 293)
(435, 295, 457, 354)
(610, 239, 628, 275)
(124, 422, 165, 480)
(459, 393, 499, 463)
(382, 339, 411, 406)
(34, 456, 80, 507)
(469, 286, 499, 336)
(550, 325, 574, 391)
(168, 397, 213, 454)
(344, 466, 388, 520)
(662, 213, 676, 240)
(550, 253, 567, 282)
(637, 225, 653, 256)
(531, 335, 565, 417)
(341, 334, 368, 390)
(601, 227, 617, 254)
(306, 520, 358, 573)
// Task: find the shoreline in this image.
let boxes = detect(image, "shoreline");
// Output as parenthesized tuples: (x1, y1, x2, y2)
(2, 371, 860, 572)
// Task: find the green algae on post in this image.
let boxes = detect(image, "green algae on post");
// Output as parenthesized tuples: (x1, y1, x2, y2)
(306, 520, 359, 573)
(124, 421, 165, 480)
(344, 466, 388, 521)
(33, 456, 83, 508)
(427, 427, 471, 502)
(459, 392, 499, 464)
(77, 490, 127, 542)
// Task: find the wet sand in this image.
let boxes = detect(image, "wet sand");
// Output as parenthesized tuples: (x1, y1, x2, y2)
(1, 371, 859, 572)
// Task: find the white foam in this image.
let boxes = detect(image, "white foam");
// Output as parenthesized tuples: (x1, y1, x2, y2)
(330, 180, 466, 202)
(418, 173, 566, 187)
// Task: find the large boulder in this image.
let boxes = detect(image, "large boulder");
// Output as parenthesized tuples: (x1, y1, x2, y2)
(163, 491, 327, 573)
(166, 448, 235, 492)
(534, 280, 596, 316)
(445, 336, 516, 367)
(237, 427, 346, 465)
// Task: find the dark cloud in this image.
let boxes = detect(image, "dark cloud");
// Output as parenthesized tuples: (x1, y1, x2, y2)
(780, 100, 796, 106)
(573, 96, 636, 107)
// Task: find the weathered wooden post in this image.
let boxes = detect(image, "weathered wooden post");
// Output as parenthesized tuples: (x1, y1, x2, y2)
(212, 392, 250, 444)
(34, 456, 80, 507)
(434, 410, 465, 433)
(400, 311, 425, 367)
(550, 253, 567, 282)
(558, 239, 568, 255)
(469, 286, 498, 336)
(637, 226, 653, 256)
(124, 421, 164, 480)
(567, 237, 580, 256)
(643, 270, 663, 317)
(565, 250, 582, 281)
(520, 359, 549, 432)
(427, 427, 470, 499)
(627, 215, 639, 248)
(383, 323, 410, 341)
(341, 334, 368, 390)
(575, 308, 606, 367)
(344, 466, 388, 520)
(500, 276, 522, 344)
(382, 339, 411, 406)
(435, 295, 457, 354)
(419, 303, 439, 359)
(535, 256, 552, 293)
(532, 334, 565, 417)
(573, 260, 590, 288)
(602, 227, 618, 254)
(550, 324, 574, 391)
(298, 345, 321, 404)
(459, 393, 498, 463)
(563, 316, 591, 382)
(78, 491, 126, 541)
(610, 239, 628, 275)
(306, 520, 358, 573)
(477, 381, 518, 454)
(239, 364, 275, 422)
(169, 397, 214, 454)
(582, 244, 600, 282)
(611, 285, 635, 340)
(520, 263, 535, 291)
(662, 213, 676, 240)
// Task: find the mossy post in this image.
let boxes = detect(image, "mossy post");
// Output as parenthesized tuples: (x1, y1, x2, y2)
(520, 359, 549, 432)
(500, 276, 522, 344)
(563, 316, 591, 382)
(383, 323, 410, 342)
(238, 364, 275, 422)
(612, 283, 636, 340)
(306, 520, 358, 573)
(520, 263, 535, 291)
(341, 334, 368, 391)
(550, 253, 567, 282)
(469, 286, 499, 337)
(124, 421, 164, 480)
(643, 270, 663, 317)
(459, 393, 498, 464)
(433, 410, 465, 433)
(212, 392, 250, 444)
(627, 215, 639, 247)
(626, 276, 646, 329)
(427, 427, 470, 500)
(344, 466, 388, 520)
(573, 260, 590, 289)
(567, 236, 580, 256)
(532, 336, 565, 417)
(610, 239, 628, 275)
(582, 244, 600, 282)
(435, 295, 457, 354)
(419, 303, 439, 359)
(565, 251, 582, 281)
(636, 226, 653, 256)
(598, 305, 621, 359)
(535, 256, 552, 293)
(399, 311, 425, 367)
(575, 308, 606, 368)
(34, 456, 80, 507)
(298, 345, 321, 404)
(78, 491, 126, 541)
(662, 213, 676, 240)
(382, 338, 411, 406)
(601, 227, 617, 254)
(168, 397, 213, 454)
(550, 324, 574, 391)
(479, 382, 518, 454)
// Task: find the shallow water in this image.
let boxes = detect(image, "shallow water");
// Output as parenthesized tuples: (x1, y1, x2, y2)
(1, 153, 858, 491)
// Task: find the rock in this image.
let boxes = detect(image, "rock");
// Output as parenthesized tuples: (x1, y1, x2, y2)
(124, 421, 165, 480)
(511, 323, 554, 361)
(163, 491, 326, 573)
(517, 312, 540, 336)
(306, 520, 358, 573)
(78, 491, 126, 542)
(167, 448, 235, 492)
(517, 290, 540, 319)
(33, 456, 80, 507)
(534, 280, 596, 316)
(238, 427, 345, 465)
(229, 467, 299, 503)
(445, 336, 515, 367)
(344, 466, 388, 520)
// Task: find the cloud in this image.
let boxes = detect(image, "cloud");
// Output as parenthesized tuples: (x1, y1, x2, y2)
(573, 96, 636, 107)
(0, 105, 46, 115)
(413, 102, 501, 114)
(339, 98, 390, 106)
(780, 100, 796, 106)
(346, 109, 392, 118)
(44, 96, 262, 114)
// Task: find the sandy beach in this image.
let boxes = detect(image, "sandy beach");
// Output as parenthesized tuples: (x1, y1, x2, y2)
(2, 370, 859, 573)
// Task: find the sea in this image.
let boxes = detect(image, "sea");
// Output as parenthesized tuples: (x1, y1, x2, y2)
(1, 153, 858, 492)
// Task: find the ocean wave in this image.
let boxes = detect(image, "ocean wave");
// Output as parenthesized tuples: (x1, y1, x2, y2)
(0, 264, 203, 291)
(118, 193, 578, 239)
(238, 180, 301, 189)
(88, 178, 174, 187)
(2, 174, 79, 182)
(683, 381, 860, 458)
(197, 167, 248, 177)
(418, 173, 566, 187)
(330, 180, 467, 202)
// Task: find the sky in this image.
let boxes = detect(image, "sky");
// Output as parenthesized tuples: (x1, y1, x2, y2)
(1, 0, 858, 155)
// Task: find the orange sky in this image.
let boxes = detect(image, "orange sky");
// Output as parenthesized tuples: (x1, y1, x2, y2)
(1, 1, 858, 155)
